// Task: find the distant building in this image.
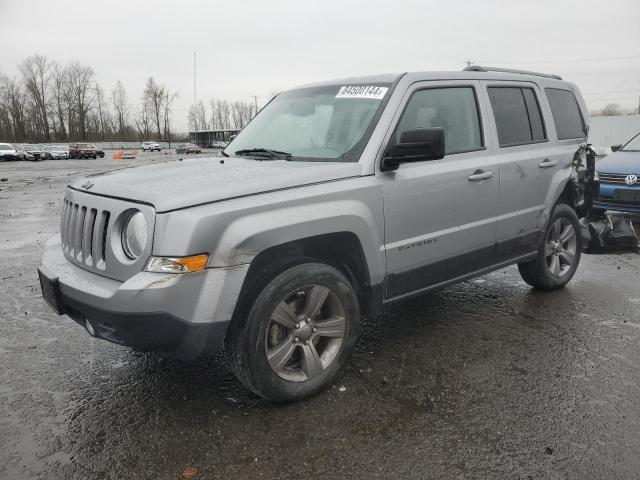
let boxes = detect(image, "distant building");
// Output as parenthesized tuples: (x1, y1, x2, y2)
(189, 129, 240, 146)
(589, 114, 640, 155)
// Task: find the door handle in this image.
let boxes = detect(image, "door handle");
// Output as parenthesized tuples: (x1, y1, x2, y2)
(468, 170, 494, 181)
(539, 159, 558, 168)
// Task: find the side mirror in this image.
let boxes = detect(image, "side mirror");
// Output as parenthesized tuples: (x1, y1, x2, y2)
(611, 145, 622, 152)
(381, 128, 445, 171)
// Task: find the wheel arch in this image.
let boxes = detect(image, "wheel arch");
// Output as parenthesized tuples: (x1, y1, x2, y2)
(231, 232, 379, 327)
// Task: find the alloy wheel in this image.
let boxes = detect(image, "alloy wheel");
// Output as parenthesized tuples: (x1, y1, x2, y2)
(264, 284, 346, 382)
(545, 218, 577, 277)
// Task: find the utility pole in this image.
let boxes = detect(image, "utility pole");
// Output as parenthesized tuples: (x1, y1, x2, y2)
(465, 60, 473, 68)
(193, 51, 197, 108)
(251, 95, 259, 116)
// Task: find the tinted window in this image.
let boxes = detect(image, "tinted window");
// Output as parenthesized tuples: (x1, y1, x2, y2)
(545, 88, 586, 140)
(396, 87, 483, 155)
(522, 89, 546, 141)
(488, 87, 547, 147)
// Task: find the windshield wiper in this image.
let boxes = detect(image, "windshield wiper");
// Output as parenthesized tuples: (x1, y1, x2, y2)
(234, 148, 292, 160)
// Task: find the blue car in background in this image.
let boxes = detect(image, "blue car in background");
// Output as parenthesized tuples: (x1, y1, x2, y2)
(594, 132, 640, 214)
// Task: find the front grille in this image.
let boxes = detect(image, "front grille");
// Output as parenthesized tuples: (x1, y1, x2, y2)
(61, 199, 111, 270)
(599, 173, 635, 185)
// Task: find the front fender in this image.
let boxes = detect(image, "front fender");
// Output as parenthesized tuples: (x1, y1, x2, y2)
(153, 177, 386, 286)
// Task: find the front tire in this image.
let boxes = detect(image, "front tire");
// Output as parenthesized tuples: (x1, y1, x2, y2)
(226, 262, 360, 402)
(518, 203, 582, 290)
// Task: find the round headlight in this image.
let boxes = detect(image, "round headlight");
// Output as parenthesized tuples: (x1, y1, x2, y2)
(122, 211, 148, 259)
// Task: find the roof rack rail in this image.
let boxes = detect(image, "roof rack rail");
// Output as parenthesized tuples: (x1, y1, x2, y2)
(463, 65, 562, 80)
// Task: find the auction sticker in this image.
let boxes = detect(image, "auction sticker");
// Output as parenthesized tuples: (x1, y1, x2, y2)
(336, 85, 388, 100)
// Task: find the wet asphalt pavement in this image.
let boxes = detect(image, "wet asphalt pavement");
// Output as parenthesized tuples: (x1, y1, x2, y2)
(1, 154, 639, 480)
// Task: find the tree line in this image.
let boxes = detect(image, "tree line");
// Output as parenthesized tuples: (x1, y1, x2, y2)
(187, 98, 258, 132)
(0, 54, 182, 143)
(0, 54, 262, 143)
(590, 102, 640, 117)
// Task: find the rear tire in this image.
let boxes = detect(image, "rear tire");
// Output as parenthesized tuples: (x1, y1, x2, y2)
(518, 203, 582, 290)
(226, 262, 360, 402)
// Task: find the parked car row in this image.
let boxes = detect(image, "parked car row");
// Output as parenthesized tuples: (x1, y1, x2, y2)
(1, 140, 229, 161)
(0, 142, 107, 161)
(0, 143, 66, 161)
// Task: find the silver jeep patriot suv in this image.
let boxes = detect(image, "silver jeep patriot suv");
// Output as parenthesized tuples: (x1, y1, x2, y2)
(39, 67, 589, 401)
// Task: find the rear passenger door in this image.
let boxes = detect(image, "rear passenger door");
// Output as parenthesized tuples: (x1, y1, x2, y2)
(484, 82, 556, 260)
(381, 82, 500, 298)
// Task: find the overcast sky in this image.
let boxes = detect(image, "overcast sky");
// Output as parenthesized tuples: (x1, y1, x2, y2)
(2, 0, 639, 132)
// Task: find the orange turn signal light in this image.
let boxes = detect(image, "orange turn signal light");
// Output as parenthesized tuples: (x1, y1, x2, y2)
(178, 254, 209, 272)
(146, 254, 209, 273)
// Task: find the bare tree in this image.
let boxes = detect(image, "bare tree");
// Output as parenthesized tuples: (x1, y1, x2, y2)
(208, 98, 218, 129)
(50, 63, 69, 139)
(143, 77, 166, 140)
(19, 54, 52, 140)
(187, 104, 199, 131)
(600, 103, 622, 116)
(231, 101, 243, 129)
(111, 80, 130, 137)
(66, 62, 96, 140)
(0, 74, 28, 141)
(195, 101, 208, 130)
(134, 104, 151, 140)
(163, 90, 179, 146)
(93, 85, 113, 140)
(217, 99, 232, 130)
(231, 100, 255, 129)
(187, 100, 208, 131)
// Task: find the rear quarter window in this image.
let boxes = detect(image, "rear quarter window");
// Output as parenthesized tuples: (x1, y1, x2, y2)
(545, 88, 586, 140)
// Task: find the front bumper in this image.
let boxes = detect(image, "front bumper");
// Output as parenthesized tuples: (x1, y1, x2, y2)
(38, 235, 249, 359)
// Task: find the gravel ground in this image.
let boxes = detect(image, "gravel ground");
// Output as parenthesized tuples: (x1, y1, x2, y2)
(1, 155, 639, 480)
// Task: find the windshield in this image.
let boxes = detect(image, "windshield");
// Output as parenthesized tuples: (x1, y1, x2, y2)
(224, 84, 391, 162)
(621, 132, 640, 152)
(0, 143, 12, 150)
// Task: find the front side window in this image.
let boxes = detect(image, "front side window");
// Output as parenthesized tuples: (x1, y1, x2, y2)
(225, 84, 391, 162)
(545, 88, 586, 140)
(488, 86, 547, 147)
(395, 87, 483, 155)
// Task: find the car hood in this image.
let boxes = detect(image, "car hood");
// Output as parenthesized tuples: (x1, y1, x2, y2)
(71, 156, 365, 212)
(596, 151, 640, 174)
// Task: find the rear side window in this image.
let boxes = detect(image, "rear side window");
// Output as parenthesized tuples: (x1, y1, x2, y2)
(488, 86, 547, 147)
(396, 87, 483, 155)
(545, 88, 586, 140)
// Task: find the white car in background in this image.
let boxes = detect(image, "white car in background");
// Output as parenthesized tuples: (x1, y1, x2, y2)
(210, 140, 228, 149)
(44, 145, 70, 159)
(141, 141, 161, 152)
(0, 143, 18, 161)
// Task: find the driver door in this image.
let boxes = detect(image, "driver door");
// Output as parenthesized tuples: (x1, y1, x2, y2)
(381, 81, 500, 298)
